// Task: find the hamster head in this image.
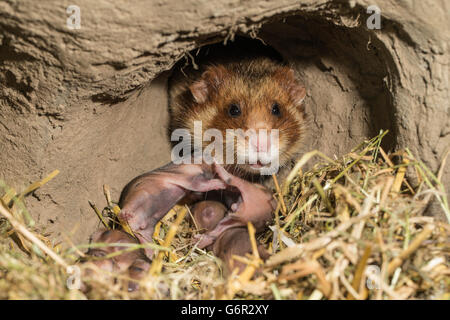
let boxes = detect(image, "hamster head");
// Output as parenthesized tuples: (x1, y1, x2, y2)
(171, 58, 307, 178)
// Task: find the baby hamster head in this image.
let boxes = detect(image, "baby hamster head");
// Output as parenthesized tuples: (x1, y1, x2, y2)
(171, 58, 307, 178)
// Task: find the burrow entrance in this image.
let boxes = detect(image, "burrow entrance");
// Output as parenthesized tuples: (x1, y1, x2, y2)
(164, 16, 397, 164)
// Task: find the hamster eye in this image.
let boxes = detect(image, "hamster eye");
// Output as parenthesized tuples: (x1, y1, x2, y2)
(271, 103, 281, 117)
(228, 103, 241, 117)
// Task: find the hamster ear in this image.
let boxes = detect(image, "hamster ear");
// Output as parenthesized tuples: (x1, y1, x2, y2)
(190, 80, 209, 104)
(189, 65, 228, 104)
(285, 69, 306, 107)
(290, 82, 306, 107)
(274, 67, 306, 107)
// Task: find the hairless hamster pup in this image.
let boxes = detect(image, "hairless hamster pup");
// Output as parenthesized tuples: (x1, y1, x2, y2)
(118, 162, 227, 258)
(192, 200, 270, 275)
(83, 229, 150, 291)
(118, 162, 275, 259)
(191, 200, 227, 232)
(212, 227, 270, 275)
(194, 163, 276, 249)
(169, 57, 307, 180)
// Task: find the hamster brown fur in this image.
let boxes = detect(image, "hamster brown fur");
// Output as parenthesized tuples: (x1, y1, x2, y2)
(169, 57, 307, 181)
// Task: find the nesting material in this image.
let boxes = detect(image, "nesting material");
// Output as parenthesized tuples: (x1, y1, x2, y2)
(0, 132, 448, 299)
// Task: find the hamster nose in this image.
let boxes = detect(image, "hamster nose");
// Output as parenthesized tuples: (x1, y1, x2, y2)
(249, 130, 271, 153)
